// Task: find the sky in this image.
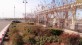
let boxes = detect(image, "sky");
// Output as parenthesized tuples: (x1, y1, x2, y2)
(0, 0, 40, 18)
(0, 0, 51, 18)
(0, 0, 82, 19)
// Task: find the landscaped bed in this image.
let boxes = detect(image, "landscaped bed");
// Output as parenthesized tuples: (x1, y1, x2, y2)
(7, 22, 82, 45)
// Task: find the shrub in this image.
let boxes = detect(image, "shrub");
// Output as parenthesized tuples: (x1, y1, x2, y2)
(35, 36, 46, 45)
(28, 38, 36, 45)
(69, 34, 80, 45)
(8, 26, 18, 38)
(27, 22, 35, 25)
(11, 33, 23, 45)
(79, 38, 82, 45)
(23, 35, 29, 43)
(25, 25, 45, 36)
(12, 20, 21, 23)
(50, 29, 63, 36)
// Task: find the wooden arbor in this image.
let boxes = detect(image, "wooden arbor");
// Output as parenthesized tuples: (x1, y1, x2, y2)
(35, 0, 82, 29)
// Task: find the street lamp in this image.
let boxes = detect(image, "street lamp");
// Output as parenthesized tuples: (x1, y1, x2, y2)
(23, 0, 28, 22)
(14, 5, 15, 19)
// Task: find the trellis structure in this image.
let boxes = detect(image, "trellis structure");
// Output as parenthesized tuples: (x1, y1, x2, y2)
(34, 0, 82, 29)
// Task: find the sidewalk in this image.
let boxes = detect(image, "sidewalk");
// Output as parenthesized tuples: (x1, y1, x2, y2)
(64, 29, 82, 37)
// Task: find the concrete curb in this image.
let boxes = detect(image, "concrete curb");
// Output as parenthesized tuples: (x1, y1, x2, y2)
(0, 23, 11, 45)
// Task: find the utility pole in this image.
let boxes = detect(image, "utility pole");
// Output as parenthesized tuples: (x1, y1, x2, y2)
(14, 5, 15, 19)
(23, 0, 28, 22)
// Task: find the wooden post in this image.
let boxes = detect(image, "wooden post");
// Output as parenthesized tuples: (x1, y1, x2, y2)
(37, 14, 40, 25)
(64, 10, 68, 29)
(70, 7, 76, 30)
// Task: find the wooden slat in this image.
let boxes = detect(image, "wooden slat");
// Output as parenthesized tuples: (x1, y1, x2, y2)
(76, 0, 82, 3)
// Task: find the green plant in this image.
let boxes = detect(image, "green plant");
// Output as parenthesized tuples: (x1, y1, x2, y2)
(50, 29, 63, 36)
(79, 38, 82, 45)
(23, 35, 29, 43)
(8, 24, 18, 38)
(27, 22, 34, 25)
(69, 34, 80, 45)
(28, 38, 36, 45)
(11, 33, 23, 45)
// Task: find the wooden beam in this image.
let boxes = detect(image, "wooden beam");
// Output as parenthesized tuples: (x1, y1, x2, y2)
(76, 0, 82, 3)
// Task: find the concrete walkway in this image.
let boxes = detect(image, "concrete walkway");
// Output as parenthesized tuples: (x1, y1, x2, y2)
(64, 29, 82, 37)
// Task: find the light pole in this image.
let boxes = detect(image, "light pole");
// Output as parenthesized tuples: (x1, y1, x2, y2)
(23, 0, 28, 22)
(14, 5, 15, 19)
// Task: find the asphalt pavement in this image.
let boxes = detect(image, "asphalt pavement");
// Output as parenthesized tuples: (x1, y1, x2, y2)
(0, 20, 12, 32)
